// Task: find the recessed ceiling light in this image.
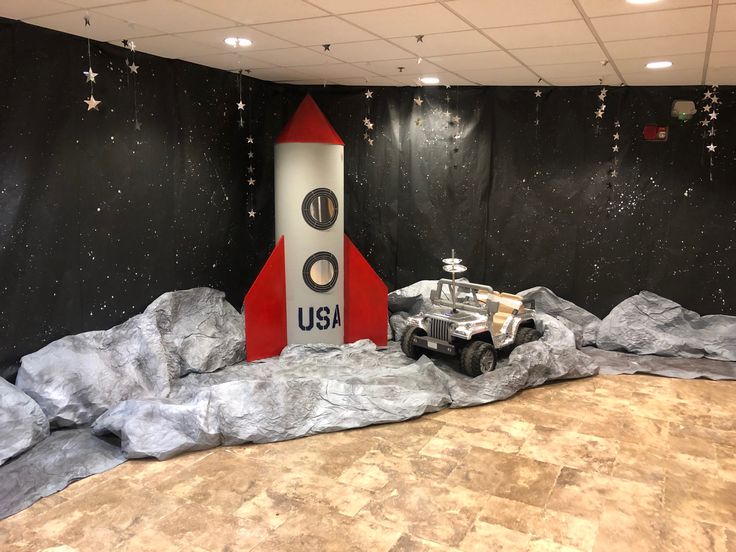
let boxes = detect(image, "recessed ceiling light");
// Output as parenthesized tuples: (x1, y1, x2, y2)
(626, 0, 661, 4)
(420, 76, 440, 85)
(224, 37, 252, 47)
(646, 60, 672, 69)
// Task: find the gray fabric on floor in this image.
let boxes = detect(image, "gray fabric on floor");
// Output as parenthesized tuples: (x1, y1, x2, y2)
(0, 379, 49, 467)
(585, 347, 736, 380)
(596, 291, 736, 361)
(92, 314, 597, 460)
(15, 288, 244, 428)
(0, 429, 126, 520)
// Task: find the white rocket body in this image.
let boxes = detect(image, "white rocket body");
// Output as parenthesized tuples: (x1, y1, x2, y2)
(275, 143, 344, 344)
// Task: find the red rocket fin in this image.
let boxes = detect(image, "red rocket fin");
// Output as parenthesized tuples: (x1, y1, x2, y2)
(344, 236, 388, 346)
(275, 95, 344, 146)
(244, 236, 287, 361)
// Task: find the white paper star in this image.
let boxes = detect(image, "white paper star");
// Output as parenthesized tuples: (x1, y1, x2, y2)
(612, 144, 619, 152)
(704, 91, 713, 100)
(368, 138, 374, 146)
(534, 89, 542, 98)
(706, 143, 717, 153)
(248, 209, 256, 218)
(134, 120, 142, 131)
(611, 169, 618, 177)
(613, 132, 620, 140)
(614, 120, 620, 128)
(84, 95, 101, 111)
(363, 117, 371, 127)
(129, 41, 136, 52)
(247, 165, 254, 173)
(534, 119, 540, 126)
(237, 100, 245, 110)
(700, 119, 710, 127)
(363, 132, 369, 140)
(595, 109, 604, 119)
(452, 115, 461, 124)
(703, 104, 711, 112)
(366, 121, 374, 130)
(246, 136, 254, 144)
(709, 111, 718, 120)
(414, 97, 423, 106)
(248, 151, 254, 158)
(365, 89, 373, 99)
(83, 68, 98, 83)
(708, 128, 716, 137)
(247, 177, 255, 186)
(128, 62, 139, 74)
(600, 87, 608, 96)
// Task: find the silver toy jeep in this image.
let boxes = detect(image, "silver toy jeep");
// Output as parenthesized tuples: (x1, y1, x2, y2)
(401, 277, 541, 377)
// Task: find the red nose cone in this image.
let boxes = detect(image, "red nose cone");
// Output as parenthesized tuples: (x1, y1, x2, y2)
(276, 95, 344, 145)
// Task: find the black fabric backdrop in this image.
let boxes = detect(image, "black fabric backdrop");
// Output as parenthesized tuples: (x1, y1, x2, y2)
(1, 18, 735, 374)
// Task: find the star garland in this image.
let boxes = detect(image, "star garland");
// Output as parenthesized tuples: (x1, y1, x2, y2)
(700, 84, 719, 182)
(363, 88, 374, 146)
(610, 119, 621, 180)
(245, 76, 257, 219)
(122, 40, 140, 130)
(593, 84, 607, 136)
(236, 70, 245, 129)
(82, 15, 101, 111)
(533, 85, 543, 127)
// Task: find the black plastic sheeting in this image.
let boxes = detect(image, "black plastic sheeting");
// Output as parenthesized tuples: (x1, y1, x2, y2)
(1, 18, 734, 374)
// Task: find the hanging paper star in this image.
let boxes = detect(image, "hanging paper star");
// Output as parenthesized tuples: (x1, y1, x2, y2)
(415, 117, 423, 126)
(237, 100, 245, 110)
(414, 97, 423, 106)
(84, 15, 90, 26)
(534, 89, 542, 98)
(368, 138, 374, 146)
(246, 136, 254, 143)
(706, 143, 717, 153)
(128, 62, 139, 74)
(704, 91, 713, 100)
(614, 120, 620, 128)
(612, 144, 619, 152)
(84, 95, 101, 111)
(363, 117, 372, 127)
(708, 128, 716, 137)
(248, 209, 256, 218)
(534, 119, 540, 126)
(613, 132, 620, 140)
(712, 95, 720, 104)
(415, 35, 424, 43)
(83, 68, 98, 83)
(364, 89, 373, 99)
(247, 177, 256, 185)
(134, 120, 142, 131)
(322, 44, 331, 52)
(611, 169, 618, 177)
(594, 109, 604, 119)
(248, 151, 254, 158)
(366, 121, 374, 130)
(600, 87, 608, 97)
(452, 115, 461, 124)
(703, 104, 711, 112)
(700, 119, 710, 126)
(709, 111, 718, 120)
(363, 132, 369, 140)
(129, 41, 136, 52)
(247, 165, 254, 173)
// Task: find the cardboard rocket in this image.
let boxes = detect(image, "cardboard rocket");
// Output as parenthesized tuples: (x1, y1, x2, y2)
(244, 95, 388, 361)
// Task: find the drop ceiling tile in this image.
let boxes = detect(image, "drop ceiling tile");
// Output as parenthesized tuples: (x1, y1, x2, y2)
(533, 61, 617, 81)
(289, 63, 378, 79)
(254, 16, 375, 45)
(342, 4, 469, 38)
(616, 52, 705, 72)
(591, 7, 711, 41)
(708, 50, 736, 68)
(310, 40, 409, 62)
(705, 65, 736, 85)
(577, 0, 710, 18)
(484, 20, 596, 49)
(1, 0, 73, 19)
(512, 43, 605, 66)
(96, 0, 236, 33)
(427, 50, 520, 71)
(458, 66, 540, 85)
(309, 0, 430, 13)
(182, 51, 275, 71)
(445, 0, 581, 28)
(623, 67, 702, 85)
(331, 76, 403, 86)
(245, 47, 340, 66)
(178, 0, 327, 25)
(715, 4, 736, 32)
(248, 66, 311, 81)
(391, 71, 472, 85)
(712, 31, 736, 51)
(606, 33, 707, 59)
(176, 26, 293, 51)
(352, 58, 441, 76)
(131, 35, 222, 59)
(24, 9, 163, 41)
(547, 76, 609, 85)
(59, 0, 143, 6)
(391, 30, 498, 56)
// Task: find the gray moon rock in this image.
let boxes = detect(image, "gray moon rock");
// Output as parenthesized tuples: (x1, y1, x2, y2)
(16, 288, 244, 428)
(0, 429, 126, 520)
(518, 286, 601, 347)
(596, 291, 736, 361)
(0, 378, 49, 467)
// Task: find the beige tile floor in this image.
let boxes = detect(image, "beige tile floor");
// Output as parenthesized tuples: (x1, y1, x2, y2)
(1, 373, 735, 551)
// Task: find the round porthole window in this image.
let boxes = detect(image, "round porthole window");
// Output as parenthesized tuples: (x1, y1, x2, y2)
(303, 252, 338, 292)
(302, 188, 338, 230)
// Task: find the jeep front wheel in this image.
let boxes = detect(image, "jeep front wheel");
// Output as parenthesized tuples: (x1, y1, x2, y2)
(401, 326, 426, 360)
(460, 341, 497, 377)
(514, 327, 542, 348)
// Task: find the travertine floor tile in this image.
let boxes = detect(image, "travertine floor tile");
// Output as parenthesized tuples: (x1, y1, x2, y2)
(519, 426, 619, 474)
(593, 509, 663, 552)
(459, 520, 531, 552)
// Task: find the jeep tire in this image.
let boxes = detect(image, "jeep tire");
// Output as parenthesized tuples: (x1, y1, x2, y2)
(514, 327, 542, 348)
(460, 341, 497, 377)
(401, 326, 426, 360)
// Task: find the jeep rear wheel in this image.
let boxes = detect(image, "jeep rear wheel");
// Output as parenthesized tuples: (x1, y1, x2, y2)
(514, 327, 542, 347)
(460, 341, 497, 377)
(401, 326, 426, 360)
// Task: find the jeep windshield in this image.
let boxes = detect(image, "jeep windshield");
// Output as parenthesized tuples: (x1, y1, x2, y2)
(434, 279, 494, 313)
